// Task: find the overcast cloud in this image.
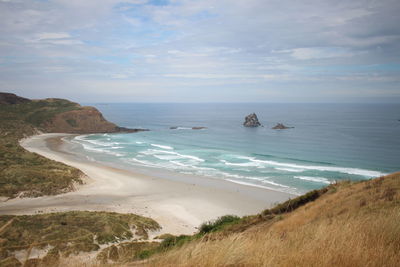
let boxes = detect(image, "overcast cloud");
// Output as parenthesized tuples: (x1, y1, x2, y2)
(0, 0, 399, 102)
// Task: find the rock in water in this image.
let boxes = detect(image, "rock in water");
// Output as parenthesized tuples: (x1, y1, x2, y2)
(243, 113, 261, 127)
(272, 123, 294, 129)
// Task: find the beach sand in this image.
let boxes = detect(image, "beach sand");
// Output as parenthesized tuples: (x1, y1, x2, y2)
(0, 133, 292, 235)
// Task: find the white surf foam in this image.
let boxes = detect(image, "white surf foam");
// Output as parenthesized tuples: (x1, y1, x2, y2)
(224, 179, 299, 195)
(79, 143, 125, 157)
(275, 167, 305, 173)
(261, 180, 291, 188)
(151, 143, 174, 150)
(140, 149, 205, 162)
(246, 158, 384, 177)
(220, 159, 260, 167)
(153, 154, 181, 161)
(294, 176, 331, 184)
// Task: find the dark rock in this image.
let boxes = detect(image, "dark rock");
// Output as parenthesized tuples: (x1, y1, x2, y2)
(114, 126, 149, 133)
(170, 126, 207, 130)
(272, 123, 294, 130)
(243, 113, 261, 127)
(0, 92, 31, 105)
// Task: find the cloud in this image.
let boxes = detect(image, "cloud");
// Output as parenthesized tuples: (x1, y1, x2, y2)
(273, 47, 357, 60)
(0, 0, 399, 102)
(36, 32, 71, 40)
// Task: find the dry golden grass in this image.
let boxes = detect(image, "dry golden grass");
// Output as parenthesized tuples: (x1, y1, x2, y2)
(139, 173, 400, 267)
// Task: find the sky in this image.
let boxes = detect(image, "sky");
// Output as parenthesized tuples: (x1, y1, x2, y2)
(0, 0, 400, 103)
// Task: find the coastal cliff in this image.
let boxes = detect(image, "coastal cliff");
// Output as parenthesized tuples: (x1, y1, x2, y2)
(0, 93, 144, 134)
(0, 92, 142, 198)
(0, 92, 30, 105)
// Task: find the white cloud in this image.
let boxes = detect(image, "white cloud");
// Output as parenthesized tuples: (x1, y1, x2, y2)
(289, 47, 354, 60)
(36, 32, 71, 40)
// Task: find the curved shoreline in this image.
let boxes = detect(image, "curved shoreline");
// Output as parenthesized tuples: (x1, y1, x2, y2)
(0, 133, 292, 235)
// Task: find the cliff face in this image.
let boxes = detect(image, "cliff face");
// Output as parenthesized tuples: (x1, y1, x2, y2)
(43, 106, 120, 134)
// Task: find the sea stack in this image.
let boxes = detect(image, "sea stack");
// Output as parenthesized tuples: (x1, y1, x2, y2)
(243, 113, 261, 127)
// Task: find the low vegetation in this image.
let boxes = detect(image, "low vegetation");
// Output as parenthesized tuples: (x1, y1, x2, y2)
(0, 211, 160, 266)
(129, 173, 400, 267)
(121, 187, 329, 263)
(97, 241, 159, 264)
(0, 97, 83, 198)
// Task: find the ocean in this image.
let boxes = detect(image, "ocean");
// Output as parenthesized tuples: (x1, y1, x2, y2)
(68, 103, 400, 195)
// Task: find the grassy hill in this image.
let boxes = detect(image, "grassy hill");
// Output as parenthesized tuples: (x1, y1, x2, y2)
(126, 172, 400, 267)
(0, 95, 85, 198)
(0, 92, 138, 198)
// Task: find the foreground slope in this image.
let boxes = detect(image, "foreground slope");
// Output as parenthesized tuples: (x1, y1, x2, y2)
(0, 211, 160, 266)
(137, 172, 400, 267)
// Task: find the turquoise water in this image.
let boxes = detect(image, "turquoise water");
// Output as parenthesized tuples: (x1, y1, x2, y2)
(70, 103, 400, 195)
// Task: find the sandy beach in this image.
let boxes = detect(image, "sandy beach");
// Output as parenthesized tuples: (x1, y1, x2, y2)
(0, 133, 292, 235)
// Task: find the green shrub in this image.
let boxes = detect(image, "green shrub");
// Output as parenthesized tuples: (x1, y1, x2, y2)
(263, 188, 328, 216)
(199, 215, 241, 234)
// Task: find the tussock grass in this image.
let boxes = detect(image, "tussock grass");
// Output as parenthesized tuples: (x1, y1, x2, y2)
(97, 242, 159, 264)
(0, 98, 83, 198)
(0, 211, 160, 266)
(138, 173, 400, 267)
(131, 215, 244, 262)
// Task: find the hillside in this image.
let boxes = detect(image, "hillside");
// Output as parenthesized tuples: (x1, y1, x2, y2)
(0, 92, 142, 198)
(0, 211, 160, 266)
(127, 172, 400, 267)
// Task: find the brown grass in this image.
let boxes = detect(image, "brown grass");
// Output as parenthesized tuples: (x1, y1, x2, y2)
(138, 173, 400, 267)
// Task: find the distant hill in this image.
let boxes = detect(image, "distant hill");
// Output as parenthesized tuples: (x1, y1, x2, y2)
(0, 92, 30, 105)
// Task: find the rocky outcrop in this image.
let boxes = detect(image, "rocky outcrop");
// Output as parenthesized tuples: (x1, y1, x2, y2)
(243, 113, 261, 127)
(272, 123, 294, 130)
(0, 92, 31, 105)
